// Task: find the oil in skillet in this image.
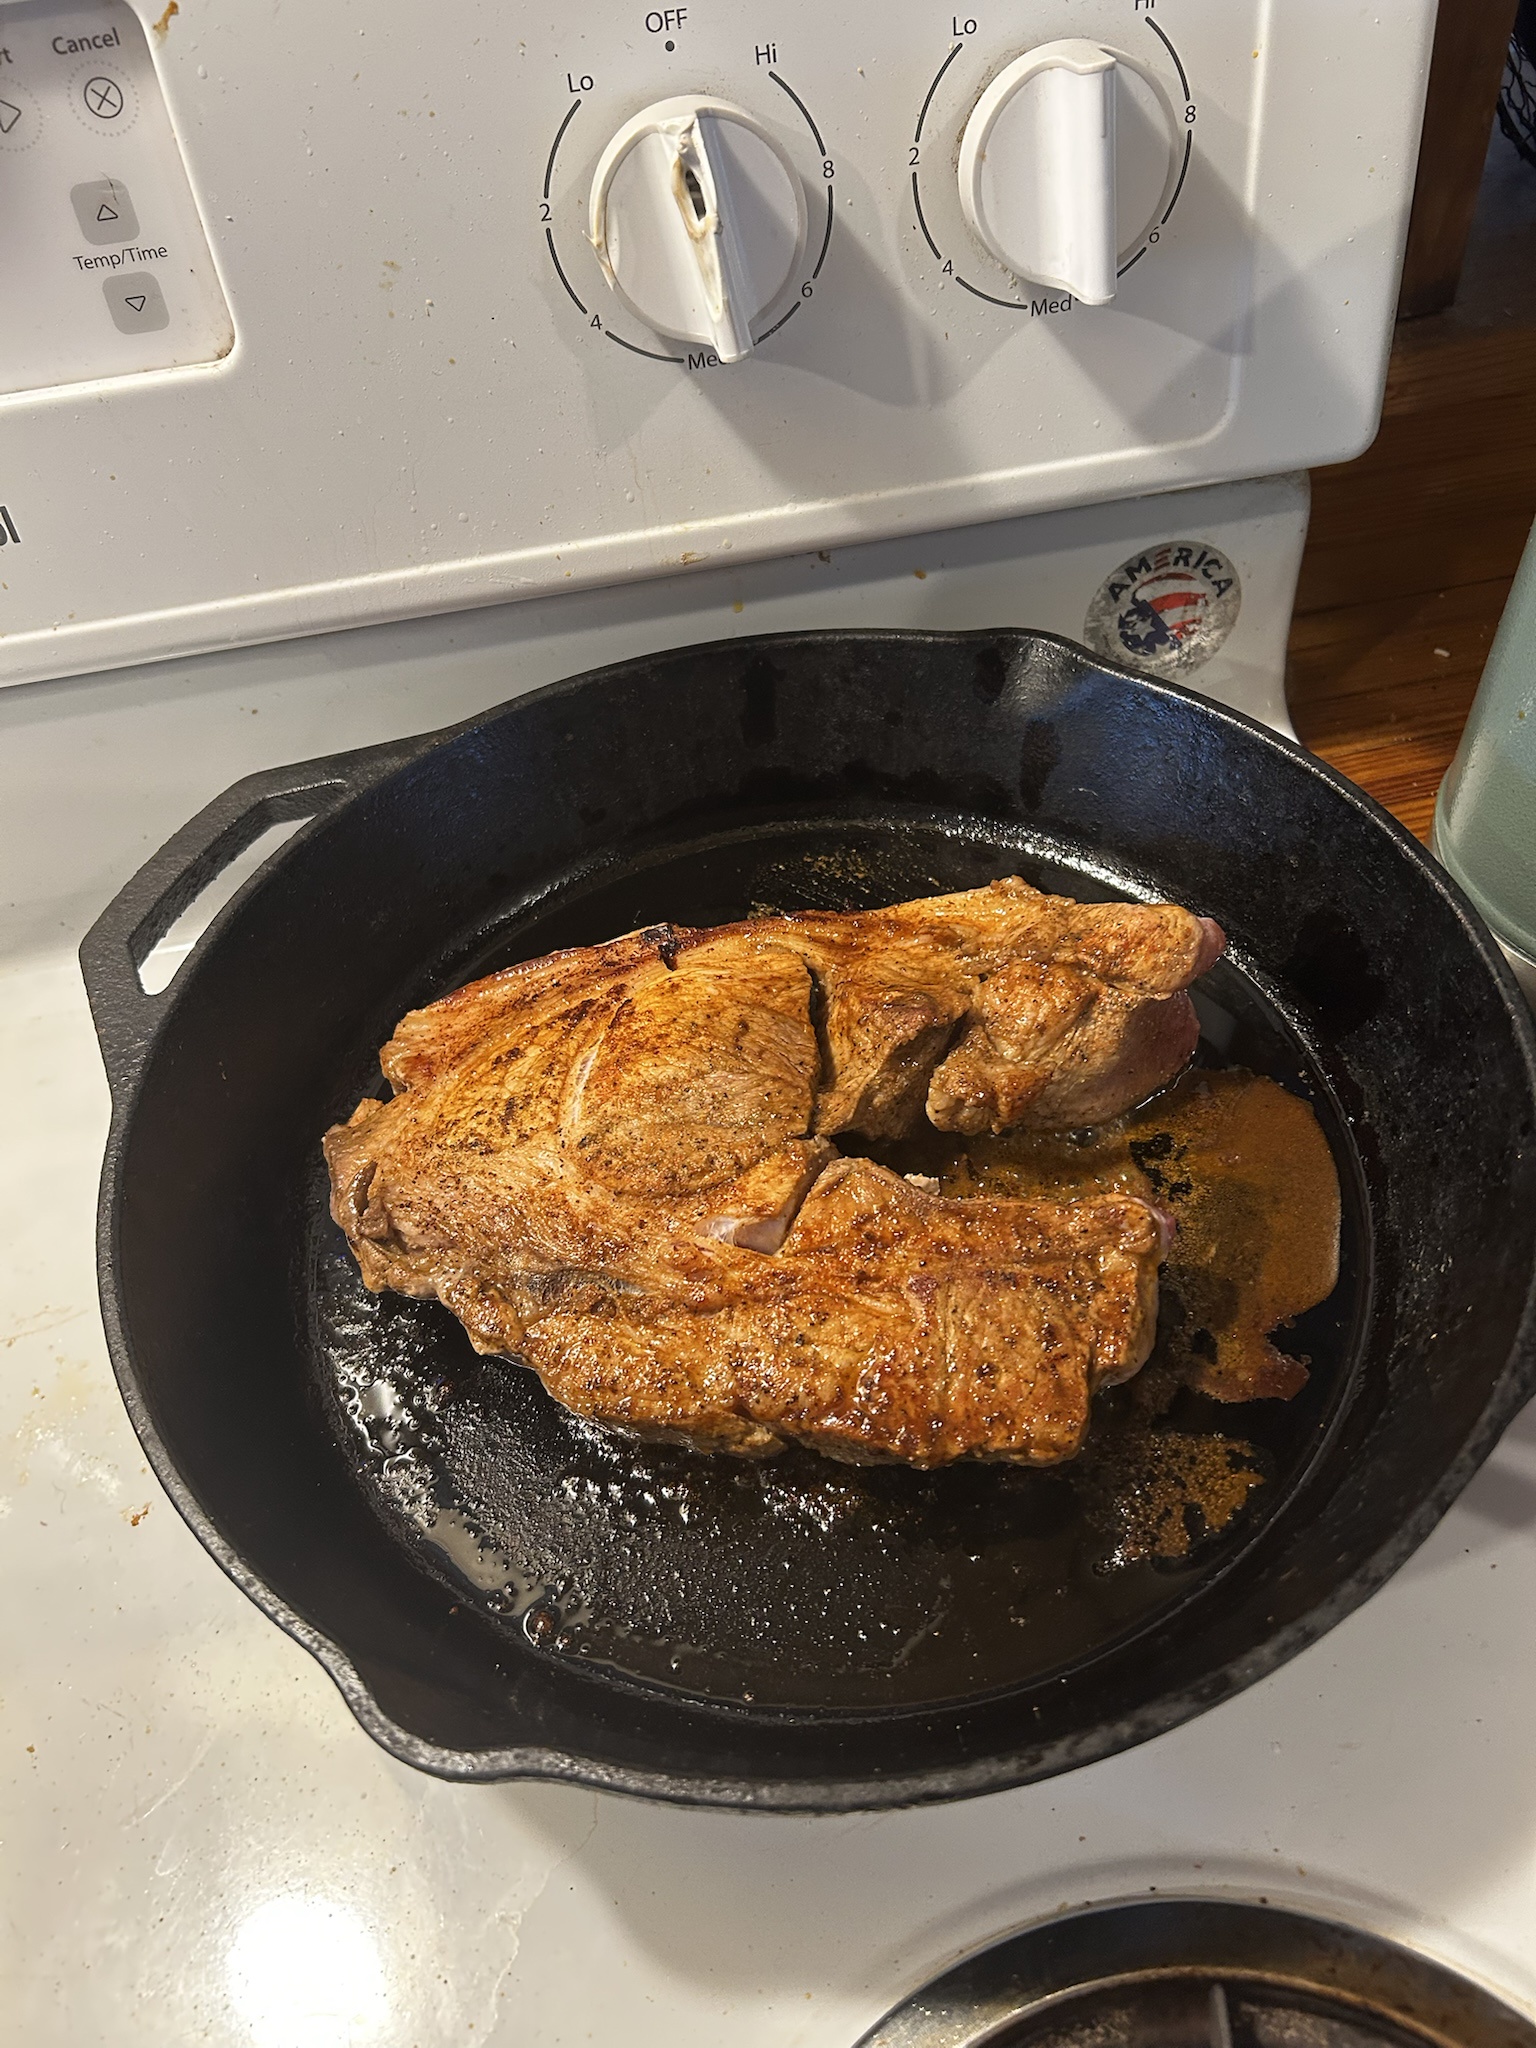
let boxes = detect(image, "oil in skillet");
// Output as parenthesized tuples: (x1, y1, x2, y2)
(862, 1066, 1343, 1562)
(314, 1066, 1345, 1701)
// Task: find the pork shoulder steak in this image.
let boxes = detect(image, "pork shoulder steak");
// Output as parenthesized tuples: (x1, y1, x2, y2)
(324, 879, 1224, 1466)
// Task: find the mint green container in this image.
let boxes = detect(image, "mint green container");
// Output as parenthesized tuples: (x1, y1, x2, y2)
(1434, 515, 1536, 1001)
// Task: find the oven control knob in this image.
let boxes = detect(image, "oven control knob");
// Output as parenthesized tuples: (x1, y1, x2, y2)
(588, 96, 808, 363)
(957, 40, 1179, 303)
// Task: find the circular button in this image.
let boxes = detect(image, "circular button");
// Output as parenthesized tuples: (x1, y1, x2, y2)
(70, 64, 137, 134)
(0, 81, 42, 153)
(82, 73, 124, 119)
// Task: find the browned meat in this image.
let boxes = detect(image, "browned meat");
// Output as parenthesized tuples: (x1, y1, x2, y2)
(521, 1163, 1167, 1463)
(323, 879, 1223, 1466)
(781, 883, 1226, 1136)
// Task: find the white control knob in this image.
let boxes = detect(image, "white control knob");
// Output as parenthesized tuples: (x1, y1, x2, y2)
(957, 40, 1179, 303)
(589, 96, 807, 363)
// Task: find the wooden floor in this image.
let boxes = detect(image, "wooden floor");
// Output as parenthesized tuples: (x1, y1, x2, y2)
(1289, 317, 1536, 842)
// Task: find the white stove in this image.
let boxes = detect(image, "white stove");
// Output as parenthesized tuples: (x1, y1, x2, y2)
(9, 1, 1535, 2040)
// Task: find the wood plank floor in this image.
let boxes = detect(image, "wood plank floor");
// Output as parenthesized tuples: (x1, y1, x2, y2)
(1289, 319, 1536, 842)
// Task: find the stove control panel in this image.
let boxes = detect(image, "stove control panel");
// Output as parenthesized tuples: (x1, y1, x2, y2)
(0, 0, 1436, 687)
(0, 0, 230, 397)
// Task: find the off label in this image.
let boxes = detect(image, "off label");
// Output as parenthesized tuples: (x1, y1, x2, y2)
(1084, 540, 1241, 679)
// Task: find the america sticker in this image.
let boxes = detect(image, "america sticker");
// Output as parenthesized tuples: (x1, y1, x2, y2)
(1083, 540, 1242, 680)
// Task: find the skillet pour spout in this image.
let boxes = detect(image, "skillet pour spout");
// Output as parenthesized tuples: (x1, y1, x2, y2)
(81, 629, 1536, 1809)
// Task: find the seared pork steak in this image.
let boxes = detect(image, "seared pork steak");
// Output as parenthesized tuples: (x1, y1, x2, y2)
(324, 879, 1224, 1467)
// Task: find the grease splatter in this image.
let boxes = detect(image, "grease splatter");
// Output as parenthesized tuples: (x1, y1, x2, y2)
(890, 1067, 1341, 1405)
(1076, 1427, 1266, 1565)
(870, 1066, 1341, 1560)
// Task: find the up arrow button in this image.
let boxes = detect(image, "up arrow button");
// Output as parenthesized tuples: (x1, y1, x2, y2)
(71, 177, 139, 244)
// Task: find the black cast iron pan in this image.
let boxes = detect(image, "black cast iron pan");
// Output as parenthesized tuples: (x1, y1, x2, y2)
(80, 630, 1536, 1810)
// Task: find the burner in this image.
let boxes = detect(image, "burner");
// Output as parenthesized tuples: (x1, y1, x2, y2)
(856, 1901, 1536, 2048)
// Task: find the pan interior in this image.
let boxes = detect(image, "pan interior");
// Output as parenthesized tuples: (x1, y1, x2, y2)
(306, 813, 1366, 1715)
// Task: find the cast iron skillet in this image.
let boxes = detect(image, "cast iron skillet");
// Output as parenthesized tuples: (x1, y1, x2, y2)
(81, 630, 1536, 1811)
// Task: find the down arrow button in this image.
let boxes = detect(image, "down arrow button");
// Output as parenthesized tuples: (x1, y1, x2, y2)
(105, 271, 169, 334)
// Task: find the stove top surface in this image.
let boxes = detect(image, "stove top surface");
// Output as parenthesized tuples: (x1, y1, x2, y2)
(4, 519, 1534, 2045)
(8, 972, 1534, 2043)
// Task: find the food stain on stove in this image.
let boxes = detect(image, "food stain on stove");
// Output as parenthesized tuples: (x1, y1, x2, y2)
(311, 1050, 1346, 1706)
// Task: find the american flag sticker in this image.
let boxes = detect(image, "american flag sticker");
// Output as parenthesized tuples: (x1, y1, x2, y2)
(1083, 540, 1241, 680)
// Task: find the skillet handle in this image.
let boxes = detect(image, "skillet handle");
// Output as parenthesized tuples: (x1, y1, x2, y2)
(79, 738, 416, 1103)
